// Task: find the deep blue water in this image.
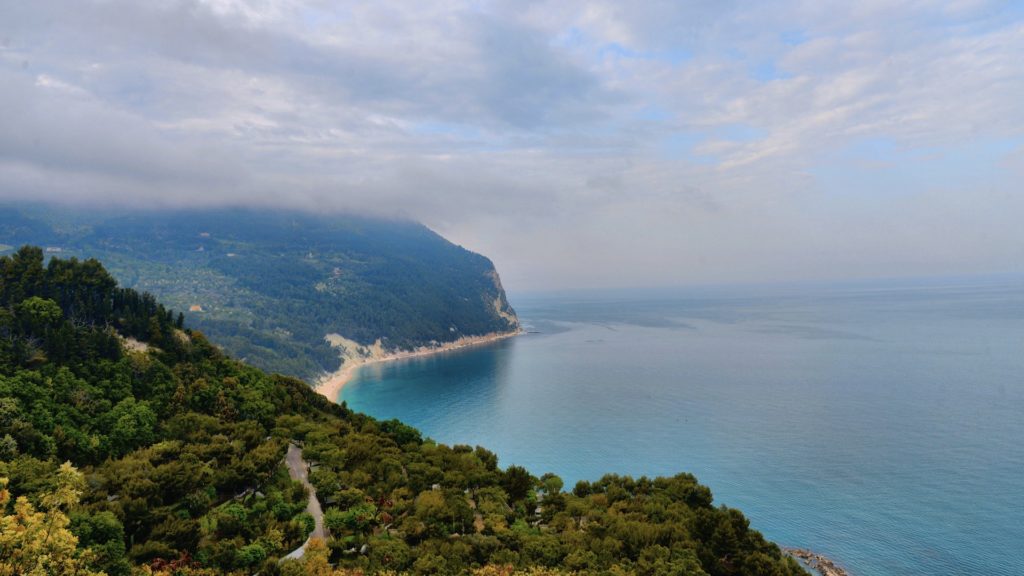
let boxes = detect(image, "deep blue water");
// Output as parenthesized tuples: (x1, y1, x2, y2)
(341, 279, 1024, 576)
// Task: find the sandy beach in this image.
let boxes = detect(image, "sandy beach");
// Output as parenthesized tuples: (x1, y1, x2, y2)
(315, 330, 522, 403)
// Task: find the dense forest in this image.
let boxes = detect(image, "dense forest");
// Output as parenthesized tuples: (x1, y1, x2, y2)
(0, 247, 806, 576)
(0, 207, 520, 380)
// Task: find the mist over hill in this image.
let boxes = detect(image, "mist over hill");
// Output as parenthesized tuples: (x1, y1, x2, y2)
(0, 206, 519, 381)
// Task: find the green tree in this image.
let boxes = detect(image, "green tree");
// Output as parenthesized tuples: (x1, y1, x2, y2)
(502, 465, 534, 503)
(540, 473, 563, 495)
(16, 296, 63, 333)
(106, 398, 157, 457)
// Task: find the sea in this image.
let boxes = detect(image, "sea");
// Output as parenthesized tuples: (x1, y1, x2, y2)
(340, 277, 1024, 576)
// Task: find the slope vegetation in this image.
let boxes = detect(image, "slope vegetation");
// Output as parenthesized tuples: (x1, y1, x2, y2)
(0, 247, 804, 575)
(0, 207, 520, 380)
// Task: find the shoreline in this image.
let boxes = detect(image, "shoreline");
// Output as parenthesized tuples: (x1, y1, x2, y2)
(315, 329, 523, 403)
(783, 548, 849, 576)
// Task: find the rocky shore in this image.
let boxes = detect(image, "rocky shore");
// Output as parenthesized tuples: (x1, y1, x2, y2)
(784, 548, 849, 576)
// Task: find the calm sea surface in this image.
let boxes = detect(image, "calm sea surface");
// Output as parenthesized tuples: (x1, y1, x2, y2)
(341, 279, 1024, 576)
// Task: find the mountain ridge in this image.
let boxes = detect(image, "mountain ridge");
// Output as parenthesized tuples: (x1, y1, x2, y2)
(0, 205, 519, 381)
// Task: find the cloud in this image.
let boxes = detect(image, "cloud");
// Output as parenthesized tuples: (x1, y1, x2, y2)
(0, 0, 1022, 290)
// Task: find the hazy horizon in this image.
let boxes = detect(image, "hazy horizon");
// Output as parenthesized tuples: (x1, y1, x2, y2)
(2, 1, 1022, 292)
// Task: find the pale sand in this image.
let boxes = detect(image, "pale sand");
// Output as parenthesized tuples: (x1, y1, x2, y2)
(315, 330, 522, 403)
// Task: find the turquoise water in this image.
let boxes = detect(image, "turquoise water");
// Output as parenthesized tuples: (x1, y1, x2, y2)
(341, 279, 1024, 576)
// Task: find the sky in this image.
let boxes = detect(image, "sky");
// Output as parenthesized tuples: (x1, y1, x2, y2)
(1, 1, 1022, 292)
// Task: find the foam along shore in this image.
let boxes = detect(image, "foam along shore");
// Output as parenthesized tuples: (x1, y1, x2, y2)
(315, 330, 523, 403)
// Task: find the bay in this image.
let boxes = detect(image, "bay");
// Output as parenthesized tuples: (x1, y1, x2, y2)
(341, 278, 1024, 576)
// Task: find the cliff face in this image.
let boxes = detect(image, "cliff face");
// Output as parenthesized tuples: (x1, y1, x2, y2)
(487, 269, 521, 332)
(0, 206, 520, 381)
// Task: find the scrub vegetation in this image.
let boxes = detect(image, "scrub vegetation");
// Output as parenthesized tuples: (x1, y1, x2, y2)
(0, 248, 803, 576)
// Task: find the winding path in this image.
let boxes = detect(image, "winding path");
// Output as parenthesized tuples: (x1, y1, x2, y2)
(282, 443, 328, 560)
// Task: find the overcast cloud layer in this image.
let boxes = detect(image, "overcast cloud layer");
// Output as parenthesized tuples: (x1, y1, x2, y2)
(1, 1, 1022, 291)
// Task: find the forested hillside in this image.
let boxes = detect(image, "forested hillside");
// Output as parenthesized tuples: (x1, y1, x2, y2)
(0, 207, 520, 380)
(0, 247, 805, 576)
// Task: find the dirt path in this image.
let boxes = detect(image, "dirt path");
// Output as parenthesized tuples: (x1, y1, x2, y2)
(282, 443, 327, 560)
